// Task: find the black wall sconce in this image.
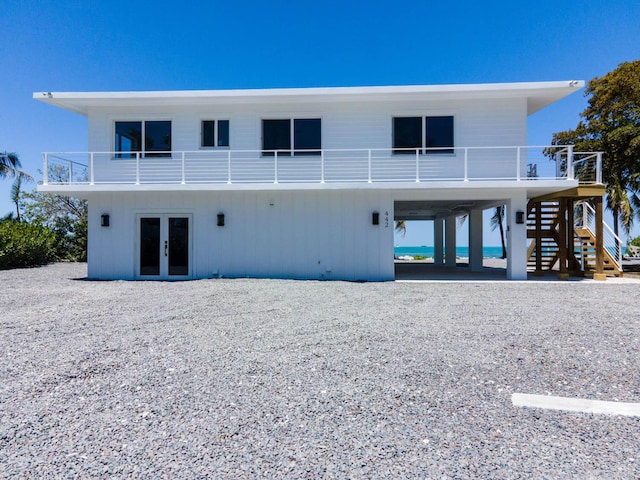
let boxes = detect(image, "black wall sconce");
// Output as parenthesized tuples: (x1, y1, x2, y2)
(372, 212, 379, 226)
(217, 213, 225, 227)
(100, 214, 110, 227)
(515, 210, 525, 224)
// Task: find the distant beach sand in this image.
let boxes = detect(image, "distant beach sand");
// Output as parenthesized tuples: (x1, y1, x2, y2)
(395, 256, 507, 269)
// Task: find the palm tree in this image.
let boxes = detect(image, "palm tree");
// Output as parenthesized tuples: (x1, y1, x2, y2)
(10, 175, 24, 222)
(395, 220, 406, 237)
(2, 152, 33, 222)
(491, 205, 507, 259)
(1, 152, 23, 179)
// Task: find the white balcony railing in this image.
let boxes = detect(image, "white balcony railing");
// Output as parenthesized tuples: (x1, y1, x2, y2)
(41, 146, 603, 187)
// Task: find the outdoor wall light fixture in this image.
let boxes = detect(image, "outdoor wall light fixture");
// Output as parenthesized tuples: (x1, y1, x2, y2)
(217, 213, 225, 227)
(372, 212, 379, 226)
(515, 210, 525, 224)
(100, 214, 110, 227)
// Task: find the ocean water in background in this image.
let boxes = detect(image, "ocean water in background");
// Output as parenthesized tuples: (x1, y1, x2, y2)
(394, 246, 505, 258)
(395, 245, 630, 258)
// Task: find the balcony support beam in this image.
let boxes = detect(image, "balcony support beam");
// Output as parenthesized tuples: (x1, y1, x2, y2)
(434, 217, 444, 266)
(445, 215, 457, 268)
(469, 208, 483, 272)
(507, 191, 528, 280)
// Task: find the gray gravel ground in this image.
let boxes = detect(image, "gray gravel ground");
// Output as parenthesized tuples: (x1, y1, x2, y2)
(1, 263, 639, 479)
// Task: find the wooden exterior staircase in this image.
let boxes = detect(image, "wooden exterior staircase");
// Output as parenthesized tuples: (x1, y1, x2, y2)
(526, 186, 622, 279)
(574, 226, 622, 276)
(526, 201, 560, 271)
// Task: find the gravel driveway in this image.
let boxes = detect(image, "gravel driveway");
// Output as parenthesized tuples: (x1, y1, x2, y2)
(1, 263, 639, 478)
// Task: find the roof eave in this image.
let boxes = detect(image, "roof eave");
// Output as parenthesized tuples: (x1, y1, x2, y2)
(33, 80, 586, 117)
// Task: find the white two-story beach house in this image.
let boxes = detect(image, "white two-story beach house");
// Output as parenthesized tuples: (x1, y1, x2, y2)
(35, 81, 613, 281)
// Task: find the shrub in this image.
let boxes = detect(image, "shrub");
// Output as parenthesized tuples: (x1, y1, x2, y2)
(629, 235, 640, 247)
(0, 220, 57, 269)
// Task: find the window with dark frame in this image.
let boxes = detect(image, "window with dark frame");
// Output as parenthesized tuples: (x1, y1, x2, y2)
(145, 121, 171, 157)
(393, 117, 421, 154)
(115, 121, 142, 159)
(202, 120, 230, 147)
(115, 120, 171, 158)
(393, 116, 454, 154)
(425, 116, 454, 154)
(262, 118, 321, 156)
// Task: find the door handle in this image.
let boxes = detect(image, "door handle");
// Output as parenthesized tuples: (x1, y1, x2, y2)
(164, 240, 168, 257)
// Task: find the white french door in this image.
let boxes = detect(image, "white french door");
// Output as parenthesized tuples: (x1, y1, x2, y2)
(137, 214, 192, 279)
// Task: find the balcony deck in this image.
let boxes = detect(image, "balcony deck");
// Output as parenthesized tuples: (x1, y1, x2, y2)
(39, 146, 602, 193)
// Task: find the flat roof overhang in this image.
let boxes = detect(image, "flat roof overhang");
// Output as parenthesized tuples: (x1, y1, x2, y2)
(33, 80, 585, 116)
(38, 179, 591, 201)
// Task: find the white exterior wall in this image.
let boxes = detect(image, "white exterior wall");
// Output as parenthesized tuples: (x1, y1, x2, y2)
(82, 95, 528, 281)
(87, 190, 394, 281)
(86, 97, 527, 181)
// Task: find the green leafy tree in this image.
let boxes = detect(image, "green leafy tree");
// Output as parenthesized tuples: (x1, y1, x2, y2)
(21, 165, 88, 261)
(550, 60, 640, 238)
(0, 219, 57, 269)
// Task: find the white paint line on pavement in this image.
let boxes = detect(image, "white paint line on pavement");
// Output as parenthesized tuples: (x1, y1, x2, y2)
(512, 393, 640, 417)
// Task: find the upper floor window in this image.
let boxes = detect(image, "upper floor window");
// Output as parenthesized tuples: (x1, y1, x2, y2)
(115, 120, 171, 158)
(393, 116, 453, 154)
(202, 120, 230, 147)
(262, 118, 321, 156)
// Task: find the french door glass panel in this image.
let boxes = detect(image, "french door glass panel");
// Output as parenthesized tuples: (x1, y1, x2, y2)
(168, 217, 189, 276)
(140, 217, 160, 275)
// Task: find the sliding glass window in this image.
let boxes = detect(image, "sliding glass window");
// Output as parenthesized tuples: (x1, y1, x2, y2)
(202, 120, 230, 147)
(262, 118, 321, 156)
(393, 116, 454, 155)
(115, 121, 171, 158)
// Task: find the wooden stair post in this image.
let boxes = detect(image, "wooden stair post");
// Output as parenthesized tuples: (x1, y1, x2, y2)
(567, 199, 582, 274)
(557, 198, 569, 280)
(593, 197, 606, 281)
(534, 201, 543, 275)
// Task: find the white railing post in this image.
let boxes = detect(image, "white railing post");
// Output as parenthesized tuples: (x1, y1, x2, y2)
(464, 148, 468, 181)
(274, 151, 278, 184)
(415, 149, 420, 182)
(596, 152, 603, 184)
(618, 239, 623, 267)
(582, 201, 587, 228)
(181, 151, 186, 184)
(69, 159, 73, 184)
(90, 153, 95, 185)
(566, 145, 574, 179)
(43, 153, 48, 185)
(135, 152, 140, 185)
(321, 150, 325, 183)
(227, 151, 232, 184)
(516, 147, 521, 181)
(368, 149, 372, 183)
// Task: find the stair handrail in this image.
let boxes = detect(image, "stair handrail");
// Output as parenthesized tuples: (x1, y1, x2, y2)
(572, 152, 603, 184)
(576, 201, 623, 268)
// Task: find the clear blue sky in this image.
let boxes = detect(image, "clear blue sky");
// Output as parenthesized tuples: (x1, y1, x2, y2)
(1, 0, 639, 245)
